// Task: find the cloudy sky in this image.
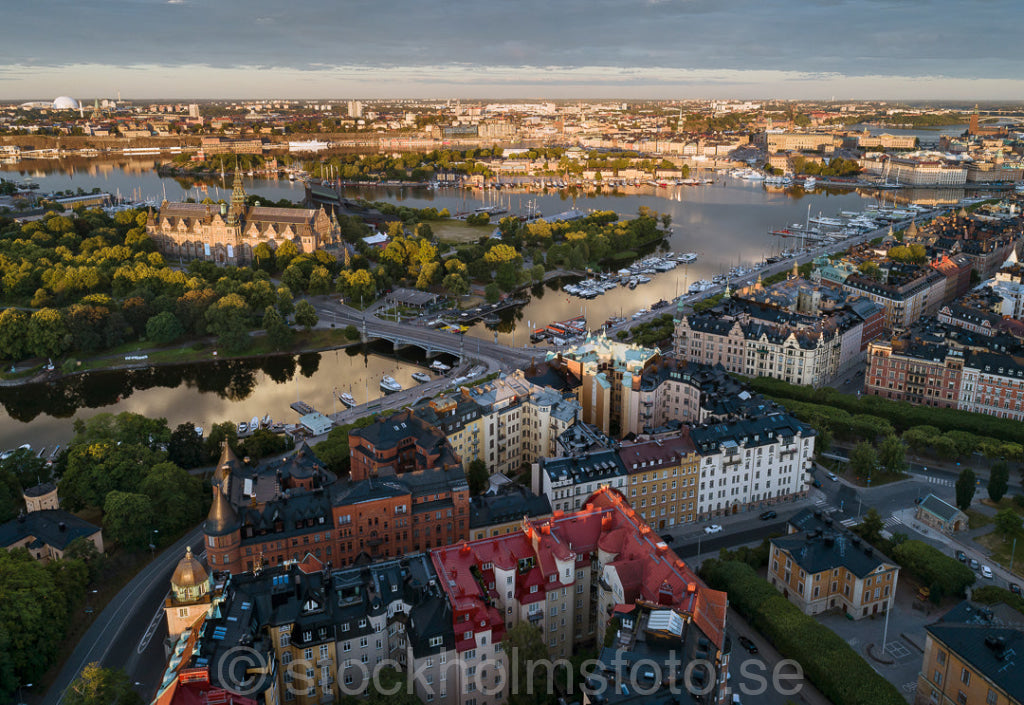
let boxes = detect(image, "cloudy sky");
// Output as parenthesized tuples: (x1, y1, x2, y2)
(2, 0, 1022, 100)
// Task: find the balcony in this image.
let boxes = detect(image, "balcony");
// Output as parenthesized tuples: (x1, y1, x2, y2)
(527, 610, 544, 623)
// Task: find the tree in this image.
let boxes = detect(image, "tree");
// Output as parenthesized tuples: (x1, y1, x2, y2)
(139, 462, 206, 536)
(64, 664, 144, 705)
(103, 491, 154, 550)
(848, 441, 878, 480)
(294, 299, 318, 330)
(27, 307, 70, 358)
(263, 306, 292, 351)
(205, 293, 251, 352)
(145, 311, 184, 344)
(502, 622, 557, 705)
(0, 448, 47, 489)
(64, 536, 106, 583)
(483, 243, 520, 265)
(0, 308, 29, 361)
(877, 435, 908, 475)
(343, 324, 360, 341)
(168, 422, 204, 469)
(484, 283, 501, 304)
(956, 468, 977, 511)
(858, 507, 885, 545)
(275, 240, 300, 269)
(988, 461, 1010, 503)
(994, 508, 1022, 540)
(204, 422, 240, 463)
(468, 459, 489, 496)
(308, 265, 332, 295)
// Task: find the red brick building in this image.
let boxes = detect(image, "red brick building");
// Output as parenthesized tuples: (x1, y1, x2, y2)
(864, 339, 964, 407)
(349, 410, 462, 481)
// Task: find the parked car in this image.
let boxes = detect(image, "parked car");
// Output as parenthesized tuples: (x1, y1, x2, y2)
(759, 510, 777, 520)
(969, 558, 980, 570)
(811, 479, 823, 488)
(981, 565, 994, 579)
(955, 550, 967, 562)
(1010, 583, 1021, 596)
(827, 472, 839, 482)
(704, 524, 723, 534)
(660, 534, 675, 544)
(737, 635, 758, 654)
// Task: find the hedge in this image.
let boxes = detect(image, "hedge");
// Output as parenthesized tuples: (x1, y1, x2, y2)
(700, 560, 905, 705)
(891, 541, 976, 597)
(749, 377, 1024, 445)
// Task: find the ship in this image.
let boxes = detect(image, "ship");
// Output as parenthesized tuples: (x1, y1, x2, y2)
(380, 376, 403, 393)
(411, 372, 431, 383)
(530, 315, 588, 342)
(336, 391, 357, 407)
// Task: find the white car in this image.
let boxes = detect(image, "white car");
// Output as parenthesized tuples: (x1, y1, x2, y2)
(981, 565, 994, 579)
(827, 472, 839, 482)
(704, 524, 723, 535)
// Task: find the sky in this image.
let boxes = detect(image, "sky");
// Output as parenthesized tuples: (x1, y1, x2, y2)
(2, 0, 1023, 101)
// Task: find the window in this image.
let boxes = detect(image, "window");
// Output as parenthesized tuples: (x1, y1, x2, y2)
(961, 668, 971, 686)
(937, 650, 946, 665)
(987, 689, 998, 705)
(178, 608, 189, 618)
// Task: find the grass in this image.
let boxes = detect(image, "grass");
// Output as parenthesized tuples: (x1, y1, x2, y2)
(0, 363, 43, 380)
(967, 509, 993, 530)
(975, 532, 1024, 579)
(433, 219, 495, 243)
(981, 497, 1024, 519)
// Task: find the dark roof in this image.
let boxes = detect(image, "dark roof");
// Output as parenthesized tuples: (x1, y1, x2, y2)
(470, 486, 551, 529)
(23, 482, 56, 498)
(772, 531, 893, 578)
(917, 494, 966, 523)
(0, 510, 100, 551)
(690, 413, 813, 455)
(926, 601, 1024, 703)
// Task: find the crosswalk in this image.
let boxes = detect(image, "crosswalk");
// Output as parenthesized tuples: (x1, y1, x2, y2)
(913, 473, 954, 487)
(884, 515, 904, 529)
(839, 518, 858, 527)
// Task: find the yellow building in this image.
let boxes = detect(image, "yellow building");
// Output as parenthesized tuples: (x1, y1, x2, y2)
(164, 547, 213, 641)
(768, 531, 898, 619)
(618, 433, 701, 529)
(916, 601, 1024, 705)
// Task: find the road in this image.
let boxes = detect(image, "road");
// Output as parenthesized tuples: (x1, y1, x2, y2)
(45, 527, 205, 705)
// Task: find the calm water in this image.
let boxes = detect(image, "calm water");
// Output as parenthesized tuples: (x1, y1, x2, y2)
(0, 160, 980, 451)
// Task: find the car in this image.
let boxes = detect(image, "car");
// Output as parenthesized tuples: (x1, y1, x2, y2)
(969, 558, 980, 570)
(955, 550, 967, 562)
(737, 635, 758, 654)
(844, 378, 852, 385)
(660, 534, 675, 544)
(827, 472, 839, 482)
(812, 479, 823, 488)
(981, 565, 994, 579)
(704, 524, 723, 535)
(759, 510, 777, 520)
(1010, 583, 1022, 596)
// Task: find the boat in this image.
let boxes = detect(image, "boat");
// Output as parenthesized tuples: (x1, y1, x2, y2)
(431, 360, 451, 372)
(262, 414, 272, 428)
(628, 279, 638, 290)
(238, 422, 248, 434)
(803, 176, 817, 190)
(337, 391, 356, 407)
(194, 426, 203, 438)
(678, 252, 698, 263)
(17, 444, 30, 453)
(250, 416, 260, 431)
(0, 450, 13, 461)
(411, 372, 431, 383)
(380, 375, 403, 393)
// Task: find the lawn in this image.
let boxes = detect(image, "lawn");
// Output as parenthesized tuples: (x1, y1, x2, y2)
(967, 509, 993, 530)
(981, 497, 1024, 518)
(433, 219, 495, 243)
(975, 532, 1024, 579)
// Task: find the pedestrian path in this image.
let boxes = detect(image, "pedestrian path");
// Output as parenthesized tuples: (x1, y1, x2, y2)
(839, 517, 858, 527)
(884, 514, 904, 529)
(912, 473, 954, 487)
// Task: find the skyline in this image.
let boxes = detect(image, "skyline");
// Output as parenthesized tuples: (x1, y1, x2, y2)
(3, 0, 1024, 100)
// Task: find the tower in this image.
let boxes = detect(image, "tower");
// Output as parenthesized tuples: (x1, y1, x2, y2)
(205, 466, 240, 573)
(164, 546, 211, 642)
(968, 104, 979, 135)
(227, 170, 246, 226)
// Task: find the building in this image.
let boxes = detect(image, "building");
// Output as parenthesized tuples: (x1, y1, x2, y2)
(768, 529, 899, 619)
(349, 410, 462, 481)
(147, 172, 335, 266)
(842, 266, 948, 333)
(617, 433, 701, 529)
(958, 350, 1024, 421)
(756, 131, 841, 153)
(0, 483, 104, 561)
(992, 264, 1024, 320)
(691, 413, 815, 519)
(430, 487, 731, 702)
(915, 600, 1024, 705)
(864, 338, 964, 407)
(164, 547, 214, 642)
(537, 448, 628, 514)
(469, 484, 551, 540)
(203, 442, 470, 573)
(915, 494, 968, 534)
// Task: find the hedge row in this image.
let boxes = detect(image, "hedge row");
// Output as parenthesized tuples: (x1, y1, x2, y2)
(749, 377, 1024, 444)
(891, 541, 976, 597)
(700, 560, 905, 705)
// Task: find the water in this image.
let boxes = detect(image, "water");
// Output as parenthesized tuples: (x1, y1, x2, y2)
(0, 160, 973, 451)
(0, 343, 456, 454)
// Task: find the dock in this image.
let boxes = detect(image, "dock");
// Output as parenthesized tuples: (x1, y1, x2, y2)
(290, 401, 317, 415)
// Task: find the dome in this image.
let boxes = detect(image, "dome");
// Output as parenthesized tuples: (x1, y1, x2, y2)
(52, 96, 79, 110)
(171, 546, 209, 591)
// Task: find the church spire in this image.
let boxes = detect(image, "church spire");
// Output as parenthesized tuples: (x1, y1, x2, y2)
(227, 170, 246, 226)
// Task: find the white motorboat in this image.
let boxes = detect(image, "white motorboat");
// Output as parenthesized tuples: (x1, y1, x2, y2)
(337, 391, 356, 407)
(430, 361, 451, 372)
(678, 252, 698, 263)
(411, 372, 431, 383)
(380, 375, 403, 393)
(238, 422, 248, 434)
(194, 426, 203, 437)
(250, 416, 260, 431)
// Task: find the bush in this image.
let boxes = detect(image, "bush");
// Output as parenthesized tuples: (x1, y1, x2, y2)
(700, 560, 904, 705)
(971, 585, 1024, 615)
(892, 540, 975, 597)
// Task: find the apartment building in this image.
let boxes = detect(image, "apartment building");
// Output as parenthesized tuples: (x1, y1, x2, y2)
(992, 264, 1024, 320)
(690, 414, 815, 519)
(469, 485, 552, 540)
(536, 449, 628, 514)
(958, 350, 1024, 421)
(915, 601, 1024, 705)
(349, 410, 462, 481)
(617, 433, 701, 529)
(769, 528, 899, 619)
(842, 266, 948, 333)
(864, 339, 965, 408)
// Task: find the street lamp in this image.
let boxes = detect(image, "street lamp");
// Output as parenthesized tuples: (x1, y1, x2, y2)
(17, 682, 32, 705)
(149, 529, 159, 557)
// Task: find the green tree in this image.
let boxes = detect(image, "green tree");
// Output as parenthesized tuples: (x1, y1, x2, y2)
(139, 462, 206, 536)
(59, 441, 161, 510)
(103, 491, 154, 550)
(878, 435, 908, 475)
(502, 622, 557, 705)
(956, 468, 977, 511)
(205, 293, 251, 352)
(0, 308, 29, 361)
(277, 286, 295, 317)
(275, 240, 300, 269)
(27, 307, 70, 358)
(64, 536, 106, 583)
(252, 242, 276, 272)
(64, 664, 144, 705)
(0, 448, 47, 490)
(484, 282, 501, 303)
(858, 507, 885, 545)
(994, 508, 1023, 540)
(168, 422, 204, 469)
(204, 422, 240, 463)
(294, 299, 318, 330)
(468, 459, 489, 496)
(308, 265, 332, 295)
(263, 305, 292, 351)
(145, 311, 184, 344)
(343, 324, 360, 341)
(849, 441, 878, 480)
(988, 461, 1010, 503)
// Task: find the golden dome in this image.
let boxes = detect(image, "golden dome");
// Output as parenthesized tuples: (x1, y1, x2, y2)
(171, 546, 208, 590)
